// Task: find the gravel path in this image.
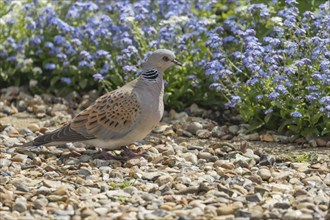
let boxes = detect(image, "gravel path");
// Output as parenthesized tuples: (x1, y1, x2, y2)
(1, 87, 330, 220)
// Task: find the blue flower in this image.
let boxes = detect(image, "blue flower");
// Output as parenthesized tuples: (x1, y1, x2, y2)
(295, 28, 306, 36)
(61, 77, 71, 84)
(30, 36, 43, 46)
(71, 38, 82, 46)
(255, 95, 263, 100)
(223, 36, 237, 44)
(123, 65, 137, 72)
(248, 4, 269, 18)
(0, 51, 7, 58)
(78, 60, 94, 67)
(264, 109, 273, 115)
(54, 35, 66, 45)
(45, 42, 54, 49)
(205, 34, 223, 48)
(122, 45, 138, 57)
(6, 56, 16, 62)
(187, 75, 196, 80)
(284, 67, 296, 75)
(319, 96, 330, 105)
(285, 0, 298, 5)
(75, 2, 98, 11)
(285, 42, 298, 55)
(49, 17, 73, 34)
(210, 83, 222, 91)
(121, 37, 133, 45)
(205, 60, 224, 75)
(320, 59, 330, 72)
(306, 93, 318, 102)
(94, 50, 110, 59)
(93, 73, 104, 81)
(268, 91, 280, 100)
(306, 86, 318, 91)
(225, 96, 242, 108)
(80, 50, 92, 60)
(276, 85, 288, 94)
(45, 63, 56, 70)
(263, 37, 281, 47)
(290, 111, 302, 118)
(56, 53, 67, 61)
(99, 63, 111, 74)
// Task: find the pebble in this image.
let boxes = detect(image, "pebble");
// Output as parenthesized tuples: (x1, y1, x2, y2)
(258, 155, 275, 166)
(241, 132, 260, 141)
(249, 205, 264, 219)
(197, 152, 212, 160)
(211, 126, 226, 138)
(33, 197, 48, 209)
(156, 175, 174, 186)
(189, 103, 204, 116)
(274, 202, 291, 209)
(0, 87, 329, 220)
(94, 207, 108, 216)
(11, 154, 28, 163)
(216, 204, 240, 215)
(81, 209, 98, 218)
(260, 133, 274, 142)
(270, 134, 289, 143)
(12, 197, 27, 213)
(186, 122, 203, 134)
(181, 152, 198, 164)
(282, 210, 303, 220)
(315, 138, 327, 147)
(79, 167, 93, 176)
(324, 173, 330, 186)
(6, 127, 19, 137)
(303, 175, 323, 184)
(258, 168, 271, 181)
(143, 172, 163, 181)
(228, 125, 239, 135)
(246, 193, 262, 202)
(196, 129, 211, 139)
(47, 195, 67, 202)
(27, 123, 40, 132)
(12, 201, 27, 213)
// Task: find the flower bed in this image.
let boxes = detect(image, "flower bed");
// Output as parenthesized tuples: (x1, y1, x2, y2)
(0, 0, 329, 137)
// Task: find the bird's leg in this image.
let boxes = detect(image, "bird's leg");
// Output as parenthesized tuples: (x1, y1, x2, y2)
(121, 146, 146, 158)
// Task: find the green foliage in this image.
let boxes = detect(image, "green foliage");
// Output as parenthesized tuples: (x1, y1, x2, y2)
(109, 180, 135, 189)
(0, 0, 329, 138)
(287, 152, 318, 163)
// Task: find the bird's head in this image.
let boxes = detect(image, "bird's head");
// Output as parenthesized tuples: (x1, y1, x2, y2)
(144, 49, 182, 72)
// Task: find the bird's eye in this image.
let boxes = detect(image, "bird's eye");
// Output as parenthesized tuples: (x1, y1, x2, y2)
(162, 56, 169, 62)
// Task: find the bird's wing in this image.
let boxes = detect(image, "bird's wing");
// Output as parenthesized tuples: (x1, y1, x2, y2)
(69, 89, 142, 140)
(16, 88, 142, 147)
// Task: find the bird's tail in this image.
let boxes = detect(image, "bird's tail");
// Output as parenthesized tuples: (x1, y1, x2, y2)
(13, 123, 93, 147)
(13, 126, 67, 148)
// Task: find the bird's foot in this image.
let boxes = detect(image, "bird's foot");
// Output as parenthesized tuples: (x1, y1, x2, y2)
(100, 147, 146, 161)
(121, 146, 146, 158)
(100, 149, 126, 161)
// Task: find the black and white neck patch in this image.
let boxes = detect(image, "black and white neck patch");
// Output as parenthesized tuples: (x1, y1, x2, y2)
(142, 69, 159, 81)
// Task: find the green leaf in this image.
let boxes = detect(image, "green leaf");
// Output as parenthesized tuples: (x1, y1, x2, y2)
(287, 125, 300, 133)
(245, 120, 265, 133)
(79, 78, 88, 89)
(278, 119, 293, 132)
(50, 76, 60, 87)
(300, 127, 320, 138)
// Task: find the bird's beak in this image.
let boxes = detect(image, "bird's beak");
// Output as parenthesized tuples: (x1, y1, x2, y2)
(171, 59, 182, 66)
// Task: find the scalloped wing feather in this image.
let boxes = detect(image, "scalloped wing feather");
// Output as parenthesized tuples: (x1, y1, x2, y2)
(70, 89, 142, 140)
